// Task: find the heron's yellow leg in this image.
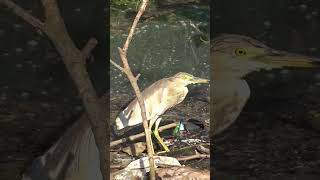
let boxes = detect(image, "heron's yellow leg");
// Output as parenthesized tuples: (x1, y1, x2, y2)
(148, 119, 155, 154)
(153, 118, 170, 153)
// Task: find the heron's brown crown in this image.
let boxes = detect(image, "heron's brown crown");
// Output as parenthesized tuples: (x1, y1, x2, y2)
(211, 34, 270, 52)
(173, 72, 194, 80)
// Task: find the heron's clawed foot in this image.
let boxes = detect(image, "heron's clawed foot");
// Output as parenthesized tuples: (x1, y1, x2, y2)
(156, 149, 170, 155)
(153, 128, 170, 153)
(155, 143, 170, 155)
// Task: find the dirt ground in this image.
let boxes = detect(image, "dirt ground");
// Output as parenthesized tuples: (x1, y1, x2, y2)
(110, 87, 210, 172)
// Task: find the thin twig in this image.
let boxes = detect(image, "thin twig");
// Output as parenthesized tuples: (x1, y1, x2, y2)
(110, 59, 125, 72)
(176, 154, 210, 161)
(110, 165, 126, 169)
(196, 145, 210, 154)
(122, 0, 148, 53)
(136, 73, 141, 80)
(82, 38, 98, 59)
(111, 122, 177, 147)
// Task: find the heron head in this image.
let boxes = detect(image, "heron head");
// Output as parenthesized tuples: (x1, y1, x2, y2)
(173, 72, 209, 85)
(212, 34, 320, 79)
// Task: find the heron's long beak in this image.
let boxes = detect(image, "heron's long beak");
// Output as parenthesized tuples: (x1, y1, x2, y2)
(255, 49, 320, 68)
(191, 76, 210, 84)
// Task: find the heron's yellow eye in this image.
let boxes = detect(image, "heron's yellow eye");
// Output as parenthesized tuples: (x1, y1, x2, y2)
(235, 48, 247, 56)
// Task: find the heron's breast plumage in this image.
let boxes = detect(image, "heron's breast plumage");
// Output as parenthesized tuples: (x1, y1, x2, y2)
(212, 79, 250, 134)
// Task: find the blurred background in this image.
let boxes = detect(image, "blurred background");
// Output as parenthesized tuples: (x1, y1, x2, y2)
(213, 0, 320, 179)
(0, 0, 107, 179)
(110, 0, 210, 95)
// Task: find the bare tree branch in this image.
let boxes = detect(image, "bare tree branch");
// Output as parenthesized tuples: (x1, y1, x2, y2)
(0, 0, 44, 29)
(111, 122, 177, 147)
(135, 73, 141, 81)
(0, 0, 108, 179)
(82, 38, 98, 59)
(41, 0, 60, 24)
(176, 154, 210, 161)
(110, 0, 156, 179)
(122, 0, 148, 53)
(196, 144, 210, 154)
(110, 59, 125, 72)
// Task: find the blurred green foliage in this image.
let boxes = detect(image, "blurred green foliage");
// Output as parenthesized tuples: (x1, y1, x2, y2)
(111, 0, 137, 7)
(111, 0, 155, 8)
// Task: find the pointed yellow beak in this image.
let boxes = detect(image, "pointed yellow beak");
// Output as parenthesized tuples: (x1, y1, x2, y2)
(255, 49, 320, 68)
(191, 76, 210, 84)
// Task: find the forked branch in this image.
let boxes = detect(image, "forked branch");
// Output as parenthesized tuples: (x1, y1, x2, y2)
(110, 0, 156, 179)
